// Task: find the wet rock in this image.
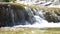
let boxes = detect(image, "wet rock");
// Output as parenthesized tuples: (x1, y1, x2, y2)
(0, 4, 30, 27)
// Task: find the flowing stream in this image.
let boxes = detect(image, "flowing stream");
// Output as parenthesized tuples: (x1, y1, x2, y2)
(0, 0, 60, 28)
(0, 5, 48, 27)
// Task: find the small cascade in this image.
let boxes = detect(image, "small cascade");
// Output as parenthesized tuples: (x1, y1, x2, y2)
(0, 2, 60, 28)
(25, 7, 48, 24)
(0, 4, 48, 27)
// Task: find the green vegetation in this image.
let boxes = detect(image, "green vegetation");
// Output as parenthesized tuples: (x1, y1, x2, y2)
(45, 28, 60, 31)
(44, 28, 60, 34)
(0, 0, 14, 2)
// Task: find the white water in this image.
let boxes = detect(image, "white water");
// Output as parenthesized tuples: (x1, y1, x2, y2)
(13, 6, 60, 28)
(10, 0, 60, 28)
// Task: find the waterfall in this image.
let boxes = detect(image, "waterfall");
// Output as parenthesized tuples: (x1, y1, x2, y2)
(0, 4, 48, 27)
(0, 2, 60, 28)
(13, 7, 49, 28)
(25, 7, 48, 23)
(13, 6, 60, 28)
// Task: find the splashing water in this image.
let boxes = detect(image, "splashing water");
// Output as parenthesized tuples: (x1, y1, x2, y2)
(13, 7, 50, 28)
(13, 7, 60, 28)
(25, 7, 48, 23)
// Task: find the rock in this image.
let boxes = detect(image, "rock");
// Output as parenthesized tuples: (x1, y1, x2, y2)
(44, 10, 60, 23)
(0, 3, 30, 27)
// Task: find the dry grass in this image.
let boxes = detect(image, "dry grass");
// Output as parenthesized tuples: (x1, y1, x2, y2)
(0, 27, 43, 34)
(0, 27, 60, 34)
